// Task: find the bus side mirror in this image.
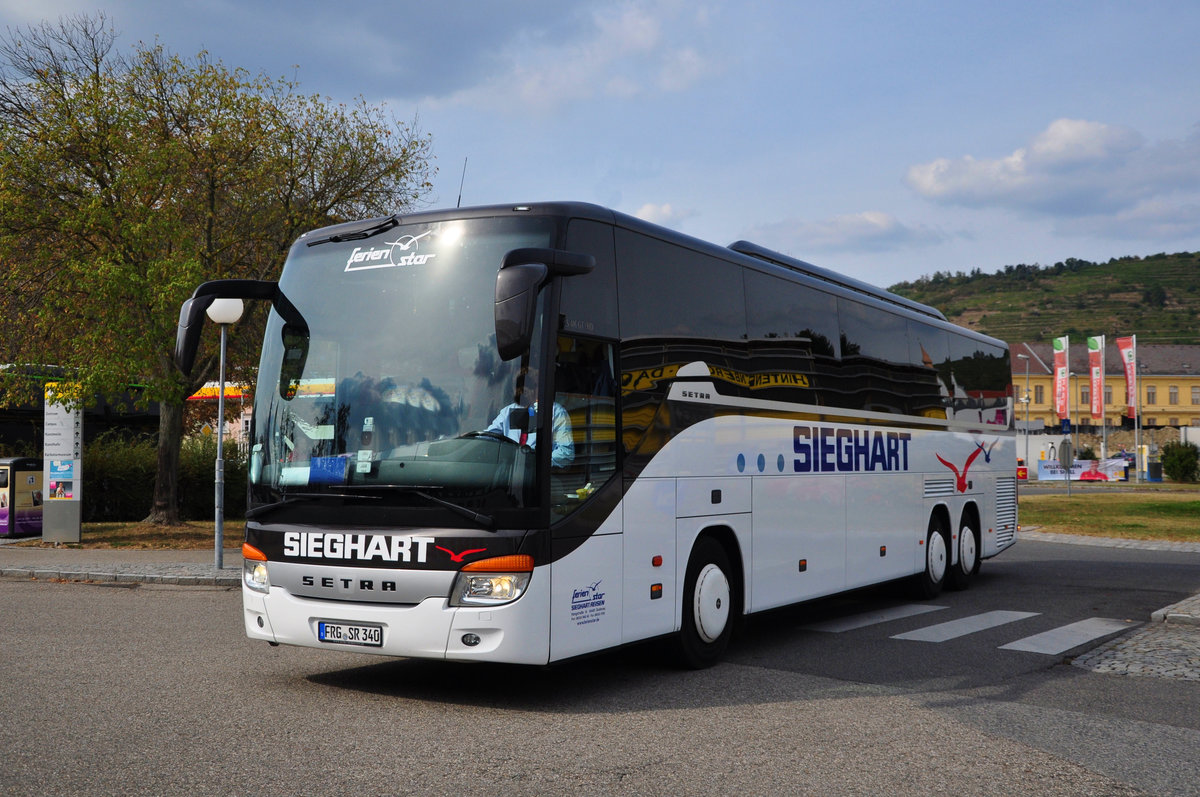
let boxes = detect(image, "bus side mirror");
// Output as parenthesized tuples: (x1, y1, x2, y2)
(494, 248, 595, 362)
(495, 263, 548, 361)
(175, 294, 217, 376)
(279, 324, 310, 400)
(174, 279, 302, 377)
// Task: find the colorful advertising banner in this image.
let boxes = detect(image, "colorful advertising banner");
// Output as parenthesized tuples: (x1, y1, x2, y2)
(1053, 336, 1070, 420)
(1037, 458, 1127, 481)
(1088, 335, 1105, 419)
(44, 383, 82, 502)
(1116, 335, 1137, 419)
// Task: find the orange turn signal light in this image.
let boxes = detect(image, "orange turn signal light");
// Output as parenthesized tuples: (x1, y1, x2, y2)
(461, 554, 534, 573)
(242, 543, 267, 561)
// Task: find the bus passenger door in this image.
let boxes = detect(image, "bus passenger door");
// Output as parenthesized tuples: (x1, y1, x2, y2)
(549, 515, 623, 662)
(548, 336, 625, 661)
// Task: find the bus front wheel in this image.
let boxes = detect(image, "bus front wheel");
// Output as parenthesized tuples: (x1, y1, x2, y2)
(676, 537, 734, 669)
(915, 515, 949, 599)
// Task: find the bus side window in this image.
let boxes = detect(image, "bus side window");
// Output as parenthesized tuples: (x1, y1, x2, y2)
(552, 336, 618, 516)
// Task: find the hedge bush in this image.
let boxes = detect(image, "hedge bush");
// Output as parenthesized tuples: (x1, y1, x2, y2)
(82, 433, 246, 522)
(1161, 441, 1199, 483)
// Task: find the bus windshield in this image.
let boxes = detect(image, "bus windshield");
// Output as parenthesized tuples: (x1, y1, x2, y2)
(248, 215, 558, 515)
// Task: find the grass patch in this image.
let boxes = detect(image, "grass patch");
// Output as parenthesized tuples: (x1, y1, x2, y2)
(1020, 490, 1200, 543)
(12, 521, 246, 550)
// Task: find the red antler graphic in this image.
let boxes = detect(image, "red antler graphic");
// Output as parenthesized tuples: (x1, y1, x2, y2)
(436, 545, 487, 563)
(936, 446, 983, 493)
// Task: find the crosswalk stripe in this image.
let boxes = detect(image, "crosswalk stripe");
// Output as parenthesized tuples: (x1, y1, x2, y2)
(998, 617, 1134, 655)
(801, 604, 947, 633)
(890, 610, 1041, 642)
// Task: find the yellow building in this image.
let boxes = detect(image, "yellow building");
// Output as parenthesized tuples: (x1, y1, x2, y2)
(1010, 342, 1200, 432)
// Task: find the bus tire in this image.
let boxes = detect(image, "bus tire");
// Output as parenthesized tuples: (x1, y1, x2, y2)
(676, 536, 734, 669)
(947, 521, 980, 591)
(914, 514, 949, 599)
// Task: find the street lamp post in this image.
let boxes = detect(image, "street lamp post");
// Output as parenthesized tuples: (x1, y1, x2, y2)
(206, 298, 244, 570)
(1017, 353, 1030, 471)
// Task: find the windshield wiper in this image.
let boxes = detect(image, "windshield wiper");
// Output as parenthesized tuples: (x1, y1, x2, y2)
(395, 487, 496, 531)
(247, 487, 496, 530)
(245, 491, 381, 520)
(305, 216, 399, 247)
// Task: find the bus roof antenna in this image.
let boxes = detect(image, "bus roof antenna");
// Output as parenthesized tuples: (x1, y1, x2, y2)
(456, 157, 468, 208)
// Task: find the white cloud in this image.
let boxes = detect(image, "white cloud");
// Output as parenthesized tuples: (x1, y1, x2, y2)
(428, 1, 718, 112)
(906, 118, 1200, 220)
(747, 211, 945, 254)
(1028, 118, 1142, 167)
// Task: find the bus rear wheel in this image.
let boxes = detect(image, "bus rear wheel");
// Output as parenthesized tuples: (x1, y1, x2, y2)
(676, 537, 734, 669)
(914, 514, 948, 599)
(947, 522, 980, 591)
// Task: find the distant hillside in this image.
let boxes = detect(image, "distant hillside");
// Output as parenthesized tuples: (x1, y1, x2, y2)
(888, 251, 1200, 345)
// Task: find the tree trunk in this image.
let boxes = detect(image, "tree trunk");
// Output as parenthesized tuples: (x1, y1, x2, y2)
(146, 399, 184, 525)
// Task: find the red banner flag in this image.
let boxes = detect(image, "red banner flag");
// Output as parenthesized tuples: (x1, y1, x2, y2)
(1088, 336, 1104, 419)
(1053, 336, 1070, 419)
(1116, 336, 1136, 418)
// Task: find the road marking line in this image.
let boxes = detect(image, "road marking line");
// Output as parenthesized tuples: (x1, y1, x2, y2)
(801, 604, 947, 633)
(890, 610, 1040, 642)
(999, 617, 1133, 655)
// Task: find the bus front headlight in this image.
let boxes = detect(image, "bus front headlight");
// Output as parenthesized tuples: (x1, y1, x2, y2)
(449, 554, 533, 607)
(242, 543, 270, 594)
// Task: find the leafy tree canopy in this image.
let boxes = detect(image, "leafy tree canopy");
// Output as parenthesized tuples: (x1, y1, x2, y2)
(0, 13, 434, 521)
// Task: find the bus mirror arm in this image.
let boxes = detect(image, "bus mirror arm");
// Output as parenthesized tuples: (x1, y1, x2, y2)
(174, 279, 306, 376)
(494, 248, 595, 362)
(501, 248, 595, 277)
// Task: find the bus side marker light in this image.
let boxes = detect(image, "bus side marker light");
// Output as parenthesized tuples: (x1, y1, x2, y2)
(650, 584, 662, 600)
(798, 559, 807, 573)
(879, 546, 886, 557)
(652, 555, 663, 567)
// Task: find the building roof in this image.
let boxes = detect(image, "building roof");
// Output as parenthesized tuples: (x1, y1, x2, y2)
(1011, 342, 1200, 377)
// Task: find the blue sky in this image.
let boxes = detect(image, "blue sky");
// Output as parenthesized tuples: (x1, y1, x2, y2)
(4, 0, 1200, 287)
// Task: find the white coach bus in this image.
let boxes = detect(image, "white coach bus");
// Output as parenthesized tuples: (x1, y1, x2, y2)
(175, 202, 1016, 668)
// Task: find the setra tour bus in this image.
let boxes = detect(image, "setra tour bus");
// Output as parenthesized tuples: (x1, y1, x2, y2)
(175, 202, 1016, 668)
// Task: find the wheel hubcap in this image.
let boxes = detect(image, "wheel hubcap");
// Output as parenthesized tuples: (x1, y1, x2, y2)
(960, 526, 977, 572)
(927, 531, 947, 583)
(694, 563, 731, 643)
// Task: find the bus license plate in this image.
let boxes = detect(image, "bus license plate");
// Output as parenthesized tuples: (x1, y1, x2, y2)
(317, 620, 383, 647)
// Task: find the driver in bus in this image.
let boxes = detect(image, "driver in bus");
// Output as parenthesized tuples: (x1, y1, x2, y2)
(486, 368, 574, 468)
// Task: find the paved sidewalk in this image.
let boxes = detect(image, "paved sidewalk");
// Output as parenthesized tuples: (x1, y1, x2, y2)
(2, 531, 1198, 679)
(0, 543, 242, 586)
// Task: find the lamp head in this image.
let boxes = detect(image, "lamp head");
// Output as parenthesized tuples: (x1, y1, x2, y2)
(206, 298, 244, 325)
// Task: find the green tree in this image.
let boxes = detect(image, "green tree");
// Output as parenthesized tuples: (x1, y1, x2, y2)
(0, 14, 433, 522)
(1161, 442, 1199, 483)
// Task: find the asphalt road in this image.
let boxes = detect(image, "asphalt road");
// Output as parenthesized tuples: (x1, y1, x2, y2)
(1, 539, 1197, 796)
